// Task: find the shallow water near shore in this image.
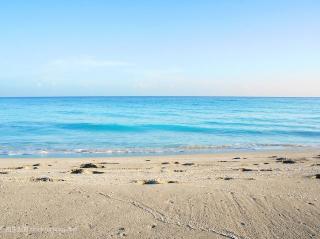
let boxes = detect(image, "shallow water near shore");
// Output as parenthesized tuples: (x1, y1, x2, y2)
(0, 97, 319, 157)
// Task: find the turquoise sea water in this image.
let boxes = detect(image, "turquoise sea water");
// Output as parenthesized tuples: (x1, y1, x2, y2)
(0, 97, 319, 157)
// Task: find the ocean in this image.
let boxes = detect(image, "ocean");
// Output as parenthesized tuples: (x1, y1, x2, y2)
(0, 97, 319, 157)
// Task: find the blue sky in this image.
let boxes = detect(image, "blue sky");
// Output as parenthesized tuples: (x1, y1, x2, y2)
(0, 0, 319, 96)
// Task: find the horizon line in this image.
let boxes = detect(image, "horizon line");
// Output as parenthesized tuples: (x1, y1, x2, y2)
(0, 95, 319, 98)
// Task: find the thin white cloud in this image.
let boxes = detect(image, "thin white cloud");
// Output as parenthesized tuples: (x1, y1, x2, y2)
(48, 56, 133, 69)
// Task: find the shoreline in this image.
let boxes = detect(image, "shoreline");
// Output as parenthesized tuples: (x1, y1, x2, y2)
(0, 149, 319, 238)
(1, 146, 319, 160)
(1, 147, 318, 161)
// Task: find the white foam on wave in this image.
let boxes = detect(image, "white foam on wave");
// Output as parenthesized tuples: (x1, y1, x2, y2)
(0, 143, 316, 157)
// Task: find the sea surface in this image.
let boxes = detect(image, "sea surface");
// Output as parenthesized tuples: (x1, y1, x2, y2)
(0, 97, 319, 157)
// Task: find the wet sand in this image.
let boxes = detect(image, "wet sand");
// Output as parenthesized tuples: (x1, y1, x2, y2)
(0, 149, 319, 238)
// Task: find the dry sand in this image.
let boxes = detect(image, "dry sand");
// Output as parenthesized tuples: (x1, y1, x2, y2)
(0, 149, 319, 239)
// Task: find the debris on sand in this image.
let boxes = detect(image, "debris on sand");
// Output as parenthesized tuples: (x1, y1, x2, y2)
(274, 157, 296, 164)
(71, 168, 84, 174)
(80, 163, 98, 168)
(14, 166, 24, 170)
(134, 179, 178, 185)
(182, 163, 195, 166)
(167, 180, 179, 184)
(216, 176, 233, 180)
(275, 157, 286, 161)
(282, 159, 296, 164)
(174, 169, 185, 172)
(30, 176, 53, 182)
(223, 177, 233, 180)
(92, 171, 104, 174)
(239, 168, 257, 172)
(141, 179, 162, 185)
(161, 162, 170, 165)
(233, 157, 241, 160)
(133, 179, 163, 185)
(100, 162, 120, 165)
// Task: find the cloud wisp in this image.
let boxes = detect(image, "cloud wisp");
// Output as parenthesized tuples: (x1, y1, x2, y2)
(48, 57, 133, 70)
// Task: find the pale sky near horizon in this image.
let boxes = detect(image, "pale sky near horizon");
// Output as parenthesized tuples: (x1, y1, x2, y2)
(0, 0, 319, 97)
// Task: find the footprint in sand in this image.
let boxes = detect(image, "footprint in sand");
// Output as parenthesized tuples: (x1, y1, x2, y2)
(306, 174, 320, 179)
(116, 227, 127, 237)
(108, 227, 127, 238)
(311, 163, 320, 166)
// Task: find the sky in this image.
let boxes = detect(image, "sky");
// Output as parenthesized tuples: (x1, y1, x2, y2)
(0, 0, 319, 97)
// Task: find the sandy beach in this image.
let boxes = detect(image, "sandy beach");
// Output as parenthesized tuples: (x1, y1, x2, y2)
(0, 149, 319, 239)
